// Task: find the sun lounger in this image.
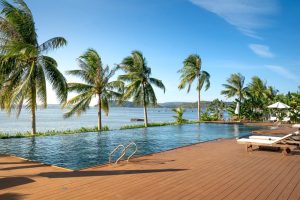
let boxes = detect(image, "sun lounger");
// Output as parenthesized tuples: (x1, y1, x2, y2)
(249, 134, 300, 146)
(269, 116, 277, 122)
(237, 134, 299, 155)
(249, 135, 281, 141)
(282, 117, 290, 123)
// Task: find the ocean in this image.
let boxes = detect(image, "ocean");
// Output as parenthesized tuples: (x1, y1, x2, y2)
(0, 105, 204, 133)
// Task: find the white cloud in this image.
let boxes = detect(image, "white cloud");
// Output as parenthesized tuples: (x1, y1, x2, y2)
(249, 44, 274, 58)
(190, 0, 278, 38)
(266, 65, 300, 82)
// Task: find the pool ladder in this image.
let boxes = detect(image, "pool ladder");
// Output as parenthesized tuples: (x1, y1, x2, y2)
(109, 142, 137, 164)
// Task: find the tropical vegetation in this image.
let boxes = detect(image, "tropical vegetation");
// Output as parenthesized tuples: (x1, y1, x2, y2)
(118, 50, 165, 127)
(206, 99, 227, 120)
(221, 73, 247, 120)
(64, 49, 124, 131)
(172, 107, 187, 124)
(178, 54, 210, 121)
(223, 74, 300, 123)
(0, 0, 67, 135)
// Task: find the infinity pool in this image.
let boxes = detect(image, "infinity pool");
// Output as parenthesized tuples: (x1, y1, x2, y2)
(0, 124, 260, 170)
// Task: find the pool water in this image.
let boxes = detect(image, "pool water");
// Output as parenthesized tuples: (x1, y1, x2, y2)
(0, 124, 260, 170)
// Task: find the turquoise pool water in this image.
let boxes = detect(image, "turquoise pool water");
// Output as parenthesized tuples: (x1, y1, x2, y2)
(0, 124, 260, 170)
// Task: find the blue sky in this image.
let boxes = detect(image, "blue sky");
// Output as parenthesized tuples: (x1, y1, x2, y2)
(27, 0, 300, 103)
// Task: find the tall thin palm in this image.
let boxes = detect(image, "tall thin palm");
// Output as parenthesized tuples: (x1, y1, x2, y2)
(64, 49, 123, 131)
(118, 50, 165, 127)
(221, 73, 248, 119)
(178, 54, 210, 121)
(0, 0, 67, 135)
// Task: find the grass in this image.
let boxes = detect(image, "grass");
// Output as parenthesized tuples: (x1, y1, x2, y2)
(120, 122, 174, 130)
(0, 126, 109, 139)
(120, 120, 201, 130)
(0, 120, 204, 139)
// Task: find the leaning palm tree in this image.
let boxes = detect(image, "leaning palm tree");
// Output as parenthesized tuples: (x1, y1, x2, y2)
(0, 0, 67, 135)
(178, 54, 210, 121)
(118, 50, 165, 127)
(64, 49, 124, 131)
(221, 73, 248, 119)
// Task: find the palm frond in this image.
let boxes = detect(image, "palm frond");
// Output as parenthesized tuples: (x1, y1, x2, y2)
(41, 56, 67, 104)
(39, 37, 67, 53)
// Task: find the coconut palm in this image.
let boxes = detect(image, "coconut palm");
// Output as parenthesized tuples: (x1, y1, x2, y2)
(221, 73, 248, 119)
(118, 50, 165, 127)
(172, 107, 187, 124)
(265, 86, 278, 102)
(248, 76, 267, 98)
(178, 54, 210, 121)
(0, 0, 67, 135)
(64, 49, 124, 131)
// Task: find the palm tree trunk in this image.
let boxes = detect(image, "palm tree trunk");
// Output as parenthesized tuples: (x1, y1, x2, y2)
(97, 94, 102, 131)
(238, 97, 241, 120)
(31, 81, 37, 135)
(142, 84, 148, 127)
(198, 89, 201, 121)
(143, 104, 148, 127)
(31, 106, 36, 135)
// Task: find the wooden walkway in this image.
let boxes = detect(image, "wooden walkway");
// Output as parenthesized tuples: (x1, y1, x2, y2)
(0, 139, 300, 200)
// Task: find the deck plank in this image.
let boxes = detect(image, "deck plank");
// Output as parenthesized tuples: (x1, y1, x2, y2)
(0, 139, 299, 200)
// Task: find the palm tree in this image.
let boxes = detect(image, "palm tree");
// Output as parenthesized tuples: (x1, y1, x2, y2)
(0, 0, 67, 135)
(118, 50, 165, 127)
(178, 54, 210, 121)
(221, 73, 248, 119)
(248, 76, 267, 98)
(172, 107, 187, 124)
(265, 86, 278, 102)
(64, 49, 123, 131)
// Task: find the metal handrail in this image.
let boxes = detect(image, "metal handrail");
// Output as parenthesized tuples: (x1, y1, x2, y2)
(117, 142, 137, 163)
(125, 142, 137, 162)
(109, 144, 125, 164)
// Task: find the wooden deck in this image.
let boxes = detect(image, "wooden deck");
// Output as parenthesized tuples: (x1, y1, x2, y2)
(1, 139, 300, 200)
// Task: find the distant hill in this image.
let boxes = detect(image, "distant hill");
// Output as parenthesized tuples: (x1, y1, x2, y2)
(45, 101, 232, 109)
(109, 101, 210, 108)
(158, 102, 209, 108)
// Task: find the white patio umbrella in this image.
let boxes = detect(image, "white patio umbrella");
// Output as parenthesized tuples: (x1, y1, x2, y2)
(268, 102, 290, 121)
(267, 102, 290, 109)
(234, 102, 240, 115)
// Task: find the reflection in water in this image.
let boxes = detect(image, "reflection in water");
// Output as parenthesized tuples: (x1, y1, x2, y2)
(28, 137, 36, 158)
(233, 125, 239, 137)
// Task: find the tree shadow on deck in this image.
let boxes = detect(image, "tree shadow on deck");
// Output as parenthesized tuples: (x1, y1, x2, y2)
(0, 193, 26, 200)
(0, 162, 28, 165)
(0, 164, 45, 171)
(0, 177, 35, 190)
(39, 168, 187, 178)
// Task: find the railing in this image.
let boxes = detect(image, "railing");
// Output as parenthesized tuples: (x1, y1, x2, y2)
(109, 144, 125, 164)
(109, 142, 137, 164)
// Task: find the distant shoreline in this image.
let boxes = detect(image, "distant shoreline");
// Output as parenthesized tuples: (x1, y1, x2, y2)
(38, 101, 233, 109)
